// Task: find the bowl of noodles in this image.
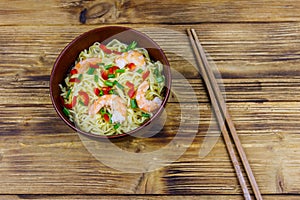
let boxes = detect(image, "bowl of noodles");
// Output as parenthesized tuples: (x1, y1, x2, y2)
(50, 26, 171, 139)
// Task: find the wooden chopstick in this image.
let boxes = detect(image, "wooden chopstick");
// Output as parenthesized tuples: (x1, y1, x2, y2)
(187, 28, 262, 200)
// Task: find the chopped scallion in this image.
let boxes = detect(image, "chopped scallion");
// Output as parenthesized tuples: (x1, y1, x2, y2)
(78, 100, 86, 106)
(154, 68, 159, 76)
(100, 108, 106, 115)
(104, 64, 113, 70)
(156, 76, 164, 83)
(65, 89, 71, 99)
(130, 99, 138, 108)
(142, 113, 151, 118)
(114, 123, 121, 129)
(136, 69, 144, 74)
(63, 107, 70, 116)
(115, 69, 125, 73)
(94, 74, 99, 83)
(87, 67, 95, 75)
(124, 41, 137, 52)
(108, 74, 116, 78)
(104, 80, 114, 87)
(99, 90, 104, 96)
(114, 80, 124, 90)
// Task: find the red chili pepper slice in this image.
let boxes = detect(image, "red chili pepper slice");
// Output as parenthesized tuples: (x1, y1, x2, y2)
(71, 96, 77, 107)
(113, 50, 122, 55)
(69, 78, 81, 83)
(89, 63, 99, 69)
(64, 96, 77, 109)
(100, 44, 112, 54)
(142, 70, 150, 80)
(102, 87, 111, 95)
(126, 63, 136, 71)
(125, 81, 134, 89)
(108, 66, 120, 74)
(78, 91, 89, 106)
(101, 70, 109, 80)
(70, 69, 78, 75)
(103, 113, 110, 122)
(128, 88, 135, 99)
(94, 88, 100, 96)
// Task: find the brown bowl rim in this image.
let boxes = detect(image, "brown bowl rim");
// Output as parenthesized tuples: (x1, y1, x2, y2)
(50, 26, 171, 139)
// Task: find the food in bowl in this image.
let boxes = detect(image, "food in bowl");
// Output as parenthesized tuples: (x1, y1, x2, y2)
(59, 39, 166, 136)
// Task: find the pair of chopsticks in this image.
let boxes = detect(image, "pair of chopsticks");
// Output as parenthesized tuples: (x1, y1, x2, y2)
(187, 29, 262, 200)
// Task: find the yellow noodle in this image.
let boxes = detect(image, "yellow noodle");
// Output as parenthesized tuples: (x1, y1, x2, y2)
(59, 40, 165, 136)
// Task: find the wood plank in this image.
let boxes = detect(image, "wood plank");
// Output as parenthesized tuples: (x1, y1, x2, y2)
(1, 0, 300, 25)
(2, 194, 300, 200)
(1, 22, 300, 196)
(1, 23, 300, 79)
(1, 23, 300, 106)
(1, 102, 300, 194)
(2, 76, 300, 113)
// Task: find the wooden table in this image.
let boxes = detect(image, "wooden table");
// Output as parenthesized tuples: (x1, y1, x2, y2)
(1, 0, 300, 199)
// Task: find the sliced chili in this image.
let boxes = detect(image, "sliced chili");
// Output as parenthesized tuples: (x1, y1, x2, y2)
(126, 63, 136, 71)
(108, 66, 120, 74)
(100, 44, 112, 54)
(103, 113, 110, 122)
(101, 70, 109, 80)
(78, 91, 89, 106)
(102, 87, 111, 95)
(64, 96, 77, 109)
(125, 81, 134, 89)
(128, 88, 135, 99)
(69, 77, 80, 83)
(70, 69, 78, 75)
(89, 63, 99, 69)
(94, 88, 100, 96)
(142, 70, 150, 80)
(113, 50, 122, 55)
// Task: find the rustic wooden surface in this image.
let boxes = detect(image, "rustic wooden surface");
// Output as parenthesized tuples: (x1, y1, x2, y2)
(1, 0, 300, 199)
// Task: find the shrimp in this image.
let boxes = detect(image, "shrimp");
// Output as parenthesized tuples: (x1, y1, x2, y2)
(136, 80, 162, 113)
(115, 50, 146, 69)
(75, 58, 102, 73)
(88, 94, 127, 123)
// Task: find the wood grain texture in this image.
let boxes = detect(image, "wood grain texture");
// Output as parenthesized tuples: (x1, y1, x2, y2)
(2, 194, 300, 200)
(1, 23, 300, 195)
(1, 0, 300, 197)
(1, 0, 300, 25)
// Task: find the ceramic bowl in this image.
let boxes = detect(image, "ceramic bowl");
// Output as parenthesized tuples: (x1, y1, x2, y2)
(50, 26, 171, 139)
